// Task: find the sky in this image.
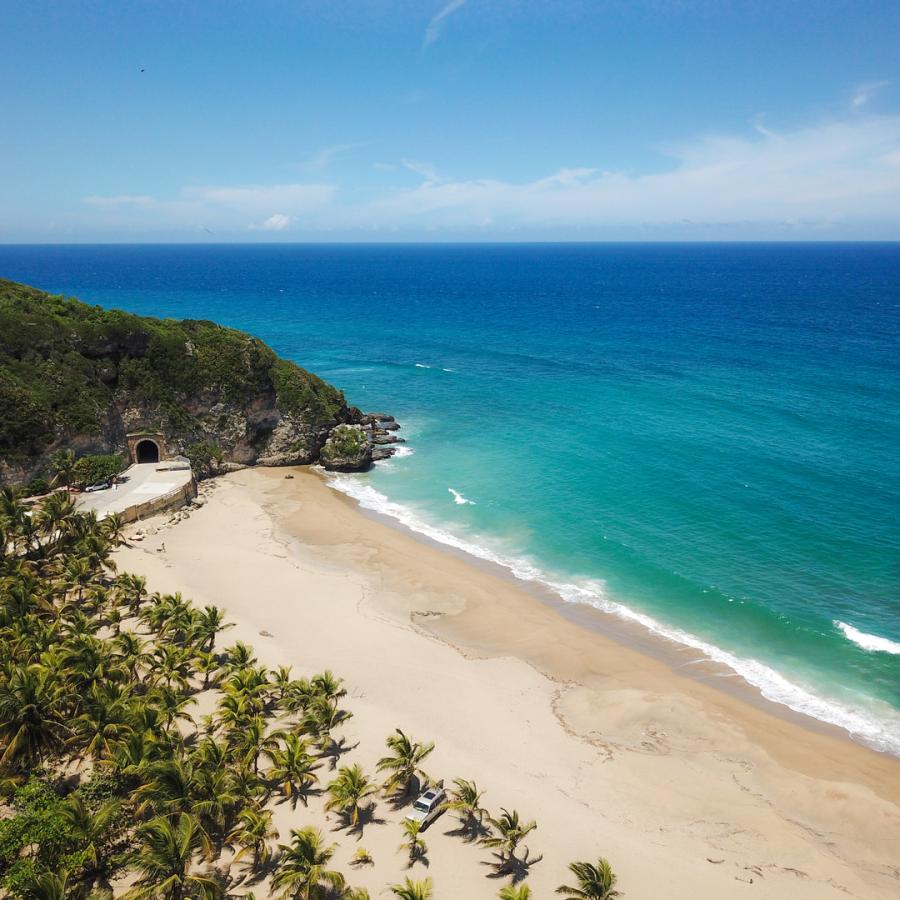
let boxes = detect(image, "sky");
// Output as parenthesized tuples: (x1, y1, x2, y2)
(2, 0, 900, 242)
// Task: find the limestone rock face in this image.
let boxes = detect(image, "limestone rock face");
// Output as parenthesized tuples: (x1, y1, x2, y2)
(0, 279, 399, 484)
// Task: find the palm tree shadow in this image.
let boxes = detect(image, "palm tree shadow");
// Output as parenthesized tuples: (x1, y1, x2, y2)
(320, 736, 359, 770)
(405, 850, 430, 870)
(482, 848, 544, 884)
(274, 784, 324, 809)
(234, 850, 282, 885)
(330, 803, 387, 839)
(444, 818, 490, 843)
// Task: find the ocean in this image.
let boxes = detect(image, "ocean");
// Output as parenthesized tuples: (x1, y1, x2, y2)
(2, 243, 899, 754)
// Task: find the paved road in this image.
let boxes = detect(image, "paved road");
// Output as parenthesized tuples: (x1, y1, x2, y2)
(75, 462, 193, 519)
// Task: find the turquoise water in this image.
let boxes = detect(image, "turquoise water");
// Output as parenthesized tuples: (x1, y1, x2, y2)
(2, 243, 899, 753)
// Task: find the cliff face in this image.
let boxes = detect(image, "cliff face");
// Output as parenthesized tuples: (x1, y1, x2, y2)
(0, 279, 397, 485)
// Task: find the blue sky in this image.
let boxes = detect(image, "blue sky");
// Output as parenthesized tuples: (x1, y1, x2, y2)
(3, 0, 900, 241)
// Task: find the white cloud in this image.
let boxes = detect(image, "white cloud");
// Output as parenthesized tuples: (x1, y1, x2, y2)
(401, 158, 441, 182)
(351, 115, 900, 231)
(423, 0, 467, 48)
(852, 80, 890, 109)
(302, 142, 371, 171)
(251, 213, 293, 231)
(187, 183, 334, 215)
(75, 113, 900, 238)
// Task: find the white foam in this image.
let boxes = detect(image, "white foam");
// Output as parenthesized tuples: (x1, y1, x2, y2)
(835, 621, 900, 655)
(448, 488, 476, 505)
(326, 475, 900, 757)
(415, 363, 431, 369)
(391, 446, 414, 459)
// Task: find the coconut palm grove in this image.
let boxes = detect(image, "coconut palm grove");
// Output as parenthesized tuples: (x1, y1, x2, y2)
(0, 489, 618, 897)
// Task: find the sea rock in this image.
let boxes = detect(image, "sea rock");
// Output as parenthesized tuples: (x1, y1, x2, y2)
(372, 434, 405, 445)
(320, 424, 372, 472)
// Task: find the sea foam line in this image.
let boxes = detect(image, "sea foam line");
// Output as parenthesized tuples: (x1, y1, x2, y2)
(326, 475, 900, 757)
(835, 621, 900, 655)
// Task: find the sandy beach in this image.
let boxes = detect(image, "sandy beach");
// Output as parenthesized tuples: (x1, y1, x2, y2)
(116, 467, 900, 899)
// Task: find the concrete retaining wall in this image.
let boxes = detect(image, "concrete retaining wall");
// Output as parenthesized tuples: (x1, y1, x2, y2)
(117, 477, 197, 525)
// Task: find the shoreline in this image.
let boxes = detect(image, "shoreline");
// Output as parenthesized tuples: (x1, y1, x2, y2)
(324, 468, 900, 764)
(117, 467, 900, 898)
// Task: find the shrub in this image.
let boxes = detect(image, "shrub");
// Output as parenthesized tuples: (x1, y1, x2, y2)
(71, 454, 123, 489)
(186, 441, 224, 479)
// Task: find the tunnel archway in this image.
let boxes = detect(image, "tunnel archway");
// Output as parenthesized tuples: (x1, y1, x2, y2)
(135, 439, 160, 464)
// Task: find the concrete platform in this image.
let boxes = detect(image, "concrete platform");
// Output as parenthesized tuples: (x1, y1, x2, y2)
(75, 462, 195, 521)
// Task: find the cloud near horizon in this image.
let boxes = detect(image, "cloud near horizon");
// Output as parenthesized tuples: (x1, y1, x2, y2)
(77, 112, 900, 238)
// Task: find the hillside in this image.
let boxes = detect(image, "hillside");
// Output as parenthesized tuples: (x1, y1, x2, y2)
(0, 279, 388, 484)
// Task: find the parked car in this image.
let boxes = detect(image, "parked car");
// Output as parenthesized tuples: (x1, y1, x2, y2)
(405, 784, 447, 830)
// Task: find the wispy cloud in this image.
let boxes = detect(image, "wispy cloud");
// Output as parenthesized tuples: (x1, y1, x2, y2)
(250, 213, 293, 231)
(423, 0, 467, 49)
(852, 80, 890, 109)
(76, 113, 900, 238)
(301, 142, 371, 172)
(401, 158, 441, 182)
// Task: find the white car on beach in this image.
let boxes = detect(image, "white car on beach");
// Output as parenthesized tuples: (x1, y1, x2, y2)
(405, 784, 447, 830)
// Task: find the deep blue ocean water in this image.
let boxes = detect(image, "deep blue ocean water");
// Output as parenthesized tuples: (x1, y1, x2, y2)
(2, 243, 899, 753)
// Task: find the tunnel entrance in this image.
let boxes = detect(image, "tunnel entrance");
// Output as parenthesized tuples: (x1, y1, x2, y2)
(135, 439, 160, 464)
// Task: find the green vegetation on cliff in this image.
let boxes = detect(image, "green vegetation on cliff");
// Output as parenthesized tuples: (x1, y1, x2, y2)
(0, 279, 348, 480)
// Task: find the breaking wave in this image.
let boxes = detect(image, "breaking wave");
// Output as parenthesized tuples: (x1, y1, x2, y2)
(326, 475, 900, 756)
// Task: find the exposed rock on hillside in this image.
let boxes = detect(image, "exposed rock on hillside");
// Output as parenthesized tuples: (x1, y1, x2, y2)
(0, 279, 400, 485)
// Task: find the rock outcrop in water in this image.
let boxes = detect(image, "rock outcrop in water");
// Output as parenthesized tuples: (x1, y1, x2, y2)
(0, 279, 400, 485)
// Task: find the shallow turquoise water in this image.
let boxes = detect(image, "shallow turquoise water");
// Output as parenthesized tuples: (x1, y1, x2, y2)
(2, 243, 899, 752)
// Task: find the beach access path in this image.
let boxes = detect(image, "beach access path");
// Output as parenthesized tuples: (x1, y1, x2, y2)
(75, 461, 193, 519)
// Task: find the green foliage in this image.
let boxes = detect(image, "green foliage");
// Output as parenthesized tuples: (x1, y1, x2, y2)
(0, 278, 346, 475)
(0, 779, 82, 893)
(185, 442, 224, 480)
(320, 425, 367, 463)
(23, 477, 51, 498)
(71, 454, 124, 489)
(272, 357, 345, 423)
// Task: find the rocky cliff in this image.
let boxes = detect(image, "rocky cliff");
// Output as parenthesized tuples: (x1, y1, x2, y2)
(0, 279, 401, 485)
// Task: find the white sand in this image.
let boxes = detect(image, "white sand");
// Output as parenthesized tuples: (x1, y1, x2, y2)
(116, 468, 900, 899)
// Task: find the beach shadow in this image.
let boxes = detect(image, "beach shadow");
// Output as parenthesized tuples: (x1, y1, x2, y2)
(405, 850, 430, 870)
(320, 736, 359, 770)
(482, 848, 543, 884)
(273, 784, 323, 809)
(443, 818, 490, 843)
(330, 803, 386, 839)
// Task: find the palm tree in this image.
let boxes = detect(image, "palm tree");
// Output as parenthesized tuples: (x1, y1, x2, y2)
(499, 886, 532, 900)
(310, 669, 347, 702)
(555, 858, 619, 899)
(266, 733, 320, 805)
(126, 813, 221, 899)
(301, 695, 351, 750)
(50, 448, 77, 491)
(18, 870, 71, 900)
(443, 777, 487, 836)
(272, 826, 345, 899)
(399, 819, 427, 865)
(481, 808, 537, 871)
(0, 663, 69, 771)
(342, 890, 370, 900)
(227, 805, 278, 870)
(60, 794, 122, 881)
(235, 714, 282, 774)
(376, 728, 434, 798)
(325, 764, 377, 827)
(389, 877, 433, 900)
(195, 605, 232, 653)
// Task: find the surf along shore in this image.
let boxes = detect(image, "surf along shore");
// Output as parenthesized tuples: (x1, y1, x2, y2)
(117, 467, 900, 899)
